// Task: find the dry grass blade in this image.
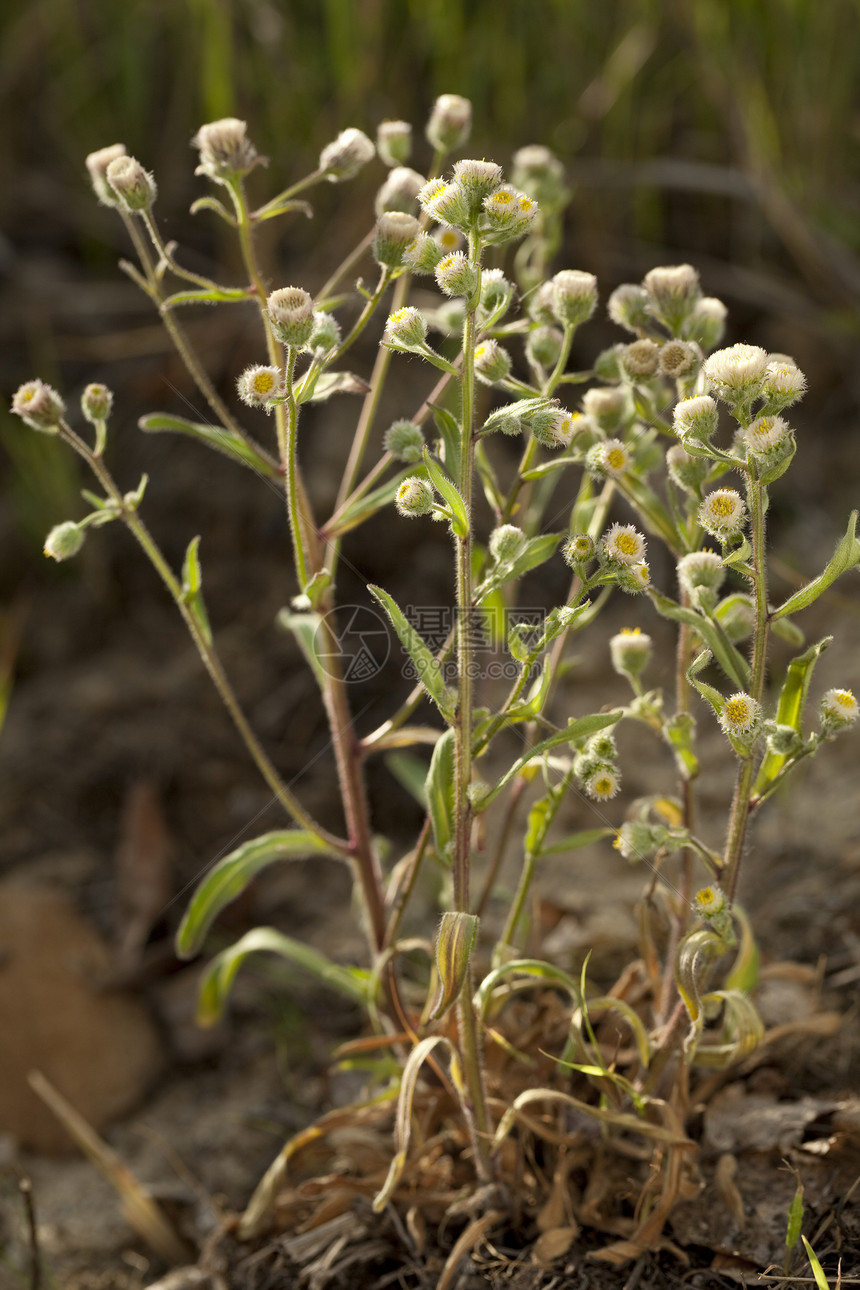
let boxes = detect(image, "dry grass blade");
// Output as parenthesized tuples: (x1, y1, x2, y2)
(436, 1208, 504, 1290)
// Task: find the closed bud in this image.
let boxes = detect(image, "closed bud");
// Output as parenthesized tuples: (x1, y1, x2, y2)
(659, 340, 698, 379)
(550, 269, 598, 328)
(376, 119, 412, 167)
(623, 338, 660, 377)
(643, 263, 701, 333)
(562, 533, 595, 566)
(385, 306, 429, 347)
(44, 521, 85, 562)
(383, 419, 425, 463)
(684, 296, 727, 351)
(373, 211, 421, 268)
(434, 251, 478, 297)
(673, 394, 718, 442)
(666, 443, 710, 492)
(526, 324, 564, 369)
(582, 387, 626, 432)
(608, 283, 650, 333)
(374, 166, 425, 216)
(478, 269, 514, 324)
(426, 94, 472, 152)
(473, 339, 512, 385)
(704, 343, 769, 404)
(267, 286, 315, 347)
(105, 155, 156, 212)
(586, 732, 618, 762)
(418, 177, 470, 228)
(760, 357, 807, 411)
(592, 345, 626, 384)
(766, 722, 803, 755)
(192, 118, 259, 182)
(403, 232, 443, 275)
(489, 524, 526, 563)
(610, 627, 652, 678)
(677, 549, 725, 597)
(614, 820, 667, 862)
(453, 159, 503, 206)
(319, 127, 375, 181)
(308, 310, 341, 354)
(86, 143, 127, 206)
(511, 144, 567, 210)
(11, 379, 65, 433)
(395, 476, 435, 517)
(81, 383, 113, 424)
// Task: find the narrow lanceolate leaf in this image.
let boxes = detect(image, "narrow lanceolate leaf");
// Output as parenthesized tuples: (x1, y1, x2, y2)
(753, 636, 831, 796)
(177, 830, 343, 958)
(368, 585, 457, 721)
(196, 927, 369, 1026)
(429, 912, 479, 1020)
(180, 535, 212, 645)
(650, 590, 749, 689)
(422, 448, 469, 538)
(276, 608, 326, 690)
(162, 285, 251, 308)
(426, 729, 456, 861)
(432, 404, 462, 482)
(326, 467, 428, 538)
(189, 195, 237, 226)
(773, 509, 860, 619)
(139, 413, 279, 477)
(473, 711, 622, 812)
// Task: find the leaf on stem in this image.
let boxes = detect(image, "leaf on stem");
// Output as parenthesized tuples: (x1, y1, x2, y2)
(297, 369, 371, 404)
(275, 608, 327, 690)
(426, 729, 456, 861)
(422, 448, 469, 538)
(368, 585, 457, 721)
(772, 510, 860, 619)
(651, 589, 750, 690)
(189, 195, 237, 226)
(161, 286, 252, 308)
(180, 535, 212, 646)
(139, 413, 279, 477)
(752, 636, 831, 795)
(429, 911, 479, 1020)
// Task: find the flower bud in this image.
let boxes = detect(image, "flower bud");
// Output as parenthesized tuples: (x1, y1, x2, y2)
(81, 383, 113, 424)
(562, 533, 595, 566)
(550, 269, 598, 328)
(698, 488, 747, 539)
(614, 820, 667, 862)
(395, 476, 434, 517)
(418, 178, 470, 228)
(819, 687, 859, 731)
(401, 233, 442, 275)
(267, 287, 315, 347)
(602, 523, 646, 566)
(511, 144, 567, 210)
(237, 364, 282, 409)
(105, 155, 156, 212)
(85, 143, 127, 206)
(527, 281, 556, 326)
(718, 692, 761, 738)
(375, 166, 425, 216)
(673, 394, 718, 442)
(581, 387, 625, 432)
(677, 550, 725, 598)
(530, 407, 577, 449)
(426, 94, 472, 152)
(760, 357, 807, 411)
(526, 325, 564, 369)
(607, 283, 650, 333)
(430, 911, 478, 1020)
(586, 732, 618, 763)
(453, 159, 503, 207)
(610, 627, 652, 678)
(383, 419, 425, 463)
(319, 127, 375, 181)
(766, 722, 803, 756)
(11, 379, 65, 432)
(376, 119, 412, 168)
(623, 339, 660, 378)
(44, 521, 85, 562)
(617, 560, 651, 594)
(478, 269, 514, 324)
(659, 340, 698, 379)
(489, 524, 526, 563)
(694, 885, 730, 938)
(192, 118, 258, 182)
(666, 444, 710, 492)
(592, 346, 626, 384)
(643, 263, 701, 332)
(684, 296, 727, 351)
(373, 211, 421, 269)
(434, 251, 478, 298)
(385, 306, 428, 348)
(703, 343, 769, 404)
(473, 339, 512, 385)
(308, 310, 341, 354)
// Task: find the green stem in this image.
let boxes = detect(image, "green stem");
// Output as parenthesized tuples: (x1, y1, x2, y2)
(498, 768, 574, 951)
(140, 211, 226, 291)
(279, 347, 310, 591)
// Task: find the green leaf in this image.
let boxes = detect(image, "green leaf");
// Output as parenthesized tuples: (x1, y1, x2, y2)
(252, 196, 314, 224)
(189, 195, 237, 226)
(479, 534, 562, 600)
(432, 404, 461, 481)
(666, 712, 700, 779)
(303, 567, 331, 608)
(758, 437, 796, 485)
(687, 650, 728, 722)
(505, 661, 552, 722)
(801, 1237, 832, 1290)
(180, 535, 212, 645)
(785, 1182, 804, 1251)
(473, 711, 622, 812)
(773, 510, 860, 619)
(537, 827, 615, 857)
(325, 467, 426, 537)
(162, 285, 251, 309)
(426, 729, 456, 861)
(385, 751, 429, 806)
(429, 912, 479, 1020)
(724, 904, 760, 994)
(177, 830, 342, 958)
(475, 959, 582, 1021)
(139, 413, 279, 477)
(422, 448, 469, 538)
(368, 585, 456, 721)
(650, 589, 750, 689)
(196, 926, 368, 1026)
(752, 636, 831, 795)
(275, 608, 326, 690)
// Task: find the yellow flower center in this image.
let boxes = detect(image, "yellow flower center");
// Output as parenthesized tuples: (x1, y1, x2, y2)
(712, 494, 736, 517)
(607, 448, 626, 470)
(725, 697, 750, 723)
(439, 231, 459, 248)
(836, 690, 855, 707)
(518, 197, 534, 213)
(616, 533, 638, 555)
(252, 371, 275, 394)
(492, 191, 514, 206)
(620, 628, 640, 637)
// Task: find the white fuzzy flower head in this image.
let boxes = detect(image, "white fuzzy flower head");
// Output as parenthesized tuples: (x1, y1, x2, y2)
(489, 524, 527, 563)
(86, 143, 127, 205)
(373, 211, 421, 268)
(673, 394, 718, 442)
(602, 522, 646, 566)
(105, 155, 157, 212)
(434, 225, 464, 253)
(267, 286, 315, 347)
(659, 340, 698, 379)
(319, 127, 375, 181)
(473, 339, 512, 385)
(820, 687, 859, 730)
(550, 269, 598, 328)
(761, 358, 807, 410)
(511, 144, 567, 209)
(608, 283, 649, 333)
(610, 627, 652, 678)
(666, 444, 710, 492)
(395, 476, 435, 518)
(375, 166, 425, 216)
(719, 692, 761, 738)
(11, 379, 65, 433)
(482, 187, 538, 240)
(595, 438, 630, 477)
(704, 343, 769, 403)
(582, 387, 625, 432)
(402, 232, 442, 275)
(418, 178, 469, 228)
(621, 560, 651, 594)
(385, 306, 428, 348)
(743, 414, 789, 458)
(434, 250, 478, 297)
(685, 296, 727, 351)
(678, 550, 725, 597)
(643, 263, 701, 331)
(192, 118, 258, 181)
(698, 488, 747, 539)
(453, 158, 503, 200)
(562, 533, 595, 566)
(584, 766, 621, 801)
(237, 364, 282, 410)
(623, 339, 660, 377)
(426, 94, 472, 152)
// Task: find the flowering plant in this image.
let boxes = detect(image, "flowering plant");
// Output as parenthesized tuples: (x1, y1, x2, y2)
(12, 97, 859, 1271)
